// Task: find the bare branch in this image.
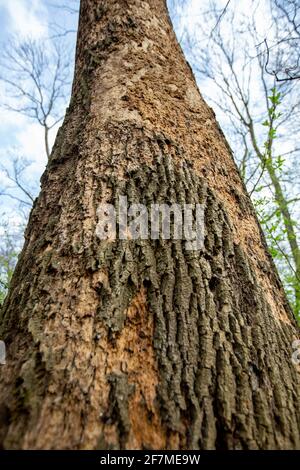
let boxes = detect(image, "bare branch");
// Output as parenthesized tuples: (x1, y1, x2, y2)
(0, 157, 36, 208)
(0, 37, 72, 159)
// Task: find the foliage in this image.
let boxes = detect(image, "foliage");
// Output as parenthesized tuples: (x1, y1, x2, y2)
(0, 223, 21, 306)
(254, 87, 300, 321)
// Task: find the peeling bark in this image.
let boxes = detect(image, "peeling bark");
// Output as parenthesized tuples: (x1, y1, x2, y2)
(0, 0, 299, 450)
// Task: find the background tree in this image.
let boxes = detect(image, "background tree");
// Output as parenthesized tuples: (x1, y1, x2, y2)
(179, 0, 300, 320)
(267, 0, 300, 81)
(0, 37, 71, 159)
(0, 221, 21, 306)
(0, 31, 73, 302)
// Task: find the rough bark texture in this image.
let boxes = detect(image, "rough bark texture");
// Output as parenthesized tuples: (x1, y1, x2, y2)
(0, 0, 299, 450)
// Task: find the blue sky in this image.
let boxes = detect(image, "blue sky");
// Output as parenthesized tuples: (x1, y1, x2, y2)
(0, 0, 79, 222)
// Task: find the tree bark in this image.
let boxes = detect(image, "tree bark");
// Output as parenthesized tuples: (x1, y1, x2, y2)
(0, 0, 299, 450)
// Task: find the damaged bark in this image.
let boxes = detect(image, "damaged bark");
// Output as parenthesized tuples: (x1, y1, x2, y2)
(0, 0, 299, 449)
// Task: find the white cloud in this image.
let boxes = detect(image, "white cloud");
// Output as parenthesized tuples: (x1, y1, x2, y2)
(16, 121, 48, 171)
(0, 0, 48, 38)
(0, 0, 54, 205)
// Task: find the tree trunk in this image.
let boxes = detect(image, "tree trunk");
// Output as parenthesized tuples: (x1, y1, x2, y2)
(0, 0, 299, 450)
